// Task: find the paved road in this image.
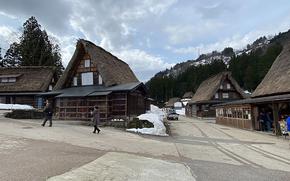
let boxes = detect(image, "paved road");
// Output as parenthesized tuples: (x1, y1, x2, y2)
(168, 116, 290, 181)
(0, 112, 289, 180)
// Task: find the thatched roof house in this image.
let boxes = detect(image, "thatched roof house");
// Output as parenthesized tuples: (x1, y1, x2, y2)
(165, 97, 181, 108)
(0, 66, 56, 106)
(54, 39, 138, 90)
(187, 71, 246, 117)
(192, 72, 246, 103)
(45, 39, 147, 122)
(215, 42, 290, 133)
(0, 66, 55, 93)
(182, 92, 194, 99)
(252, 42, 290, 97)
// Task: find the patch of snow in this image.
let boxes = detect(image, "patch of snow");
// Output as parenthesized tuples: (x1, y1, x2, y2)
(182, 101, 188, 106)
(176, 108, 185, 116)
(126, 105, 168, 136)
(244, 90, 252, 94)
(0, 103, 34, 110)
(174, 102, 183, 108)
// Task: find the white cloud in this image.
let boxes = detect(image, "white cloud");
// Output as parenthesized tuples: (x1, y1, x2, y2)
(0, 11, 17, 19)
(0, 26, 19, 52)
(165, 21, 225, 45)
(0, 0, 290, 81)
(115, 49, 174, 81)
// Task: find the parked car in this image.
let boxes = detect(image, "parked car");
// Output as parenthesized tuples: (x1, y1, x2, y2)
(167, 112, 179, 120)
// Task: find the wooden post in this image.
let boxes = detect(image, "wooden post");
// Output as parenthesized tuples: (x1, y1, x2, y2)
(272, 103, 281, 136)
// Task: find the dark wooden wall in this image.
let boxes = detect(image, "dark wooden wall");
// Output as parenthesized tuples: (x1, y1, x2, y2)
(127, 91, 146, 117)
(212, 78, 244, 100)
(55, 90, 146, 122)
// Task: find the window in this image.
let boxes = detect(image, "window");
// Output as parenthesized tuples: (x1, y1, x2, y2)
(81, 72, 93, 85)
(1, 78, 8, 83)
(84, 59, 90, 67)
(215, 93, 219, 99)
(49, 85, 53, 91)
(8, 78, 16, 82)
(227, 83, 231, 89)
(73, 77, 78, 86)
(98, 74, 103, 85)
(220, 84, 223, 89)
(222, 93, 229, 99)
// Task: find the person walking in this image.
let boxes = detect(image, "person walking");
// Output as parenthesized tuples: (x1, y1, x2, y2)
(92, 106, 101, 134)
(42, 100, 53, 127)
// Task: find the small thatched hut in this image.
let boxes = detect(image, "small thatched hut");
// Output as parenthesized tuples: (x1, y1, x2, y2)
(182, 92, 194, 99)
(42, 39, 148, 123)
(0, 66, 56, 107)
(216, 42, 290, 134)
(165, 97, 181, 108)
(187, 72, 246, 117)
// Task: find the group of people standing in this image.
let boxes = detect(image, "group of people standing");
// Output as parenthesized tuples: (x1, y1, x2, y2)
(41, 100, 101, 134)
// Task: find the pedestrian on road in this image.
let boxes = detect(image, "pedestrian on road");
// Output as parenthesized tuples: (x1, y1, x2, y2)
(42, 100, 53, 127)
(265, 111, 273, 131)
(92, 106, 101, 134)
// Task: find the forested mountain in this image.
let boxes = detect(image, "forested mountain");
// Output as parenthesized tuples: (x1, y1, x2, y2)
(147, 30, 290, 104)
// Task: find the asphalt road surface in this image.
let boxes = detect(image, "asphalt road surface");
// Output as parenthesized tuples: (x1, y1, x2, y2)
(0, 112, 289, 181)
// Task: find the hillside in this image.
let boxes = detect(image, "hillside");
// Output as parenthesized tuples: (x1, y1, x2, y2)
(146, 29, 290, 104)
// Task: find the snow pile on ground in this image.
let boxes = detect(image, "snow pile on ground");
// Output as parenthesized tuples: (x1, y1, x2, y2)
(126, 105, 168, 136)
(176, 108, 185, 115)
(150, 104, 165, 120)
(0, 103, 34, 110)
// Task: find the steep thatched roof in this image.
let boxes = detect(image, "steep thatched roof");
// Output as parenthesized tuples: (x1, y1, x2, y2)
(252, 42, 290, 97)
(54, 39, 139, 90)
(0, 66, 55, 92)
(191, 71, 246, 102)
(165, 97, 181, 108)
(182, 91, 194, 99)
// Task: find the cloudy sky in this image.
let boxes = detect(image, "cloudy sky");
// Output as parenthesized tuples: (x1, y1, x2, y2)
(0, 0, 290, 81)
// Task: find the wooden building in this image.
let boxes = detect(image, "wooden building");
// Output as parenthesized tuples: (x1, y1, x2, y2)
(216, 42, 290, 134)
(187, 72, 246, 117)
(182, 92, 193, 116)
(42, 39, 148, 123)
(0, 66, 56, 108)
(165, 97, 181, 108)
(182, 92, 194, 100)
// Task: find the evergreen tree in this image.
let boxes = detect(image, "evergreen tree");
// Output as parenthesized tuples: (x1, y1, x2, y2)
(2, 42, 22, 67)
(18, 16, 63, 78)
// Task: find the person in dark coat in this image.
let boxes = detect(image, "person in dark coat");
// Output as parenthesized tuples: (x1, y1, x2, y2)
(92, 106, 101, 134)
(42, 100, 53, 127)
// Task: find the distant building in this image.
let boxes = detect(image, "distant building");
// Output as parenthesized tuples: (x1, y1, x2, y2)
(187, 72, 246, 118)
(165, 97, 186, 115)
(216, 42, 290, 134)
(165, 97, 181, 109)
(0, 66, 56, 108)
(41, 39, 148, 123)
(181, 91, 193, 105)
